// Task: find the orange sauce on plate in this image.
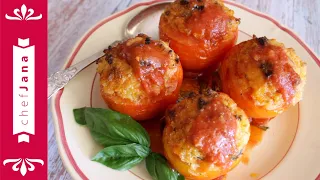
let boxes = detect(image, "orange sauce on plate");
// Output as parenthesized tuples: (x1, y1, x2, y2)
(242, 117, 271, 164)
(242, 125, 266, 164)
(250, 173, 259, 178)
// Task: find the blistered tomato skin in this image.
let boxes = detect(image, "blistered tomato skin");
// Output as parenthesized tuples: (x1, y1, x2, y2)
(163, 92, 250, 179)
(96, 34, 183, 121)
(219, 36, 306, 123)
(159, 0, 239, 72)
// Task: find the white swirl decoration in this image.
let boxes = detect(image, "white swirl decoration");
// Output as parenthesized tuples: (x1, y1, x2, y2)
(5, 4, 42, 21)
(3, 158, 44, 176)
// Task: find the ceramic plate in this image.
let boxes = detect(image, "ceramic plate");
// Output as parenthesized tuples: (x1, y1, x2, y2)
(51, 0, 320, 179)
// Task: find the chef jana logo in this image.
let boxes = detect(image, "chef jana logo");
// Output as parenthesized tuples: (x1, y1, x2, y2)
(5, 4, 42, 21)
(3, 158, 44, 176)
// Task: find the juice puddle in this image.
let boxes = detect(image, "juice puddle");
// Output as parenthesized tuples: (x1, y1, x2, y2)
(242, 125, 266, 164)
(139, 117, 165, 155)
(250, 173, 259, 178)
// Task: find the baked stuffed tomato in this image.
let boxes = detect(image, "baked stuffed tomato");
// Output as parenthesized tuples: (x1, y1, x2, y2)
(96, 34, 183, 121)
(163, 92, 250, 179)
(219, 36, 306, 124)
(159, 0, 239, 71)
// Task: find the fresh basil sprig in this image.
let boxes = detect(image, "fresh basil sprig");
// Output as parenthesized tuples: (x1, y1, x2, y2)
(146, 153, 184, 180)
(92, 143, 150, 171)
(74, 107, 150, 147)
(73, 107, 184, 180)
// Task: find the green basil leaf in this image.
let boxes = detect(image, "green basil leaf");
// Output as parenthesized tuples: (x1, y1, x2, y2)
(92, 143, 150, 171)
(146, 152, 184, 180)
(73, 107, 150, 147)
(73, 107, 86, 125)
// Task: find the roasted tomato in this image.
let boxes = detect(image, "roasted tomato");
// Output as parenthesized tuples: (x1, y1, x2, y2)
(96, 34, 183, 121)
(159, 0, 239, 71)
(219, 36, 306, 124)
(163, 92, 250, 179)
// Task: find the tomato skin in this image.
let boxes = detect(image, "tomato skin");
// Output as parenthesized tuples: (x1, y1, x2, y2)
(97, 34, 183, 121)
(100, 79, 182, 121)
(163, 141, 241, 180)
(159, 0, 239, 72)
(160, 30, 238, 71)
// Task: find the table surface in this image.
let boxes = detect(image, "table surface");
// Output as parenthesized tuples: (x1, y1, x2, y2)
(48, 0, 320, 179)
